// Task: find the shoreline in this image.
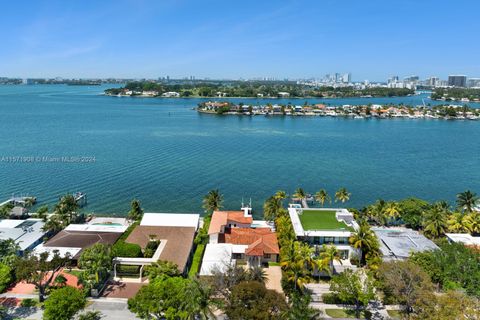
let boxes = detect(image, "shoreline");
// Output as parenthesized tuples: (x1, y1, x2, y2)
(197, 102, 480, 120)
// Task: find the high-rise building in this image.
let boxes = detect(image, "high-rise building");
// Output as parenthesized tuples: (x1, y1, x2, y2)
(467, 78, 480, 88)
(427, 77, 439, 87)
(404, 75, 419, 82)
(448, 75, 467, 87)
(342, 73, 351, 83)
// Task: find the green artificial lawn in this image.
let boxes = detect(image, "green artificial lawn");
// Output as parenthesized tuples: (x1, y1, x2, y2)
(298, 210, 353, 231)
(325, 309, 366, 318)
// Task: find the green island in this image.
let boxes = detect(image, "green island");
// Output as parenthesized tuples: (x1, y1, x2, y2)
(104, 80, 414, 98)
(431, 88, 480, 101)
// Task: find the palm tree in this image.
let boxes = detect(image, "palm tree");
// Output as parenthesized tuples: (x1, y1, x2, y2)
(447, 212, 465, 233)
(202, 189, 223, 213)
(189, 279, 214, 320)
(247, 266, 267, 284)
(42, 215, 64, 233)
(335, 188, 351, 203)
(314, 189, 331, 207)
(319, 245, 342, 275)
(384, 202, 401, 222)
(281, 241, 314, 289)
(274, 190, 288, 201)
(462, 212, 480, 235)
(456, 190, 479, 213)
(293, 188, 307, 203)
(55, 194, 79, 224)
(263, 196, 281, 222)
(349, 223, 379, 266)
(422, 202, 448, 238)
(127, 199, 143, 222)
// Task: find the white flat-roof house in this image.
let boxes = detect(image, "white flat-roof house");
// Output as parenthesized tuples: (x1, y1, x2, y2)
(0, 218, 47, 254)
(288, 205, 360, 261)
(446, 233, 480, 246)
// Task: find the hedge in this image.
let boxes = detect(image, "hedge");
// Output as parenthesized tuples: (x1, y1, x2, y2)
(188, 243, 205, 278)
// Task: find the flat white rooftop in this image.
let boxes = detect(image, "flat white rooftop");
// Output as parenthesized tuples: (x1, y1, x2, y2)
(446, 233, 480, 246)
(33, 243, 82, 260)
(140, 213, 200, 230)
(0, 218, 46, 251)
(200, 243, 239, 276)
(65, 217, 129, 233)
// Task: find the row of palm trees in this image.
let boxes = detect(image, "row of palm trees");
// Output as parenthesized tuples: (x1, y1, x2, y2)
(361, 190, 479, 239)
(292, 187, 351, 205)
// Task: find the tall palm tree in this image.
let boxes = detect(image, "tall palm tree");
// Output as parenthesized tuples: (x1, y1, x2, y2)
(55, 194, 79, 224)
(422, 202, 448, 238)
(263, 196, 281, 222)
(319, 245, 342, 275)
(293, 188, 307, 203)
(335, 188, 351, 204)
(314, 189, 331, 207)
(202, 189, 223, 213)
(349, 223, 379, 266)
(457, 190, 479, 213)
(275, 190, 288, 201)
(281, 241, 314, 289)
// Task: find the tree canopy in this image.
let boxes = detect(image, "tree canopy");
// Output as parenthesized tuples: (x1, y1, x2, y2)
(43, 286, 86, 320)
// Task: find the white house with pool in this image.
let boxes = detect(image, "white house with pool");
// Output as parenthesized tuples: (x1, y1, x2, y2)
(288, 205, 360, 267)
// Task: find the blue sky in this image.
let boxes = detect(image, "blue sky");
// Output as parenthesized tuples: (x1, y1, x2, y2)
(1, 0, 479, 81)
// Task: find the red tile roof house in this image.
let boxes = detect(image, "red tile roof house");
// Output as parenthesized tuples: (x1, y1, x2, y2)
(204, 207, 279, 270)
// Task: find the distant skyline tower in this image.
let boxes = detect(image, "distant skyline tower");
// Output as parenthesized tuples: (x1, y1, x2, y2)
(342, 73, 351, 83)
(448, 75, 467, 87)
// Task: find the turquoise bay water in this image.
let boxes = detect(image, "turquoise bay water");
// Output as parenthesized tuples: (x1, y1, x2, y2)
(0, 85, 479, 216)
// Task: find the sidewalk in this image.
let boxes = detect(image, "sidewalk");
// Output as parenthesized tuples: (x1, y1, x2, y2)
(1, 294, 139, 320)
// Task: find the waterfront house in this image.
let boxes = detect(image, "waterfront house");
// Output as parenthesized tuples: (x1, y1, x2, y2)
(162, 91, 180, 97)
(36, 218, 129, 261)
(113, 213, 199, 279)
(0, 218, 47, 254)
(201, 207, 279, 275)
(373, 227, 439, 260)
(288, 205, 359, 262)
(446, 233, 480, 248)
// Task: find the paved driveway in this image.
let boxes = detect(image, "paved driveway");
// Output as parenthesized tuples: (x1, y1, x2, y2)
(265, 266, 283, 294)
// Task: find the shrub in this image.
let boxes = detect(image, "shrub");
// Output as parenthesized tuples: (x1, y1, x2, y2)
(0, 263, 12, 293)
(117, 265, 141, 275)
(20, 298, 37, 307)
(144, 240, 160, 258)
(112, 242, 143, 258)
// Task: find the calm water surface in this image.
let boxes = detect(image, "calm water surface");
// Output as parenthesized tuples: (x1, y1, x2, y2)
(0, 85, 479, 216)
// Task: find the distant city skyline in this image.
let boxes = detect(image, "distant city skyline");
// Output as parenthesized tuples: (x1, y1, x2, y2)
(1, 0, 480, 80)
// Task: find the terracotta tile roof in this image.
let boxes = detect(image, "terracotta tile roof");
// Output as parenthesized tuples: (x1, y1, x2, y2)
(207, 211, 253, 235)
(224, 228, 279, 256)
(126, 226, 196, 273)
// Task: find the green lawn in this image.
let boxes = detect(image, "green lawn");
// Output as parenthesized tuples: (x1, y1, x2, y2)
(298, 210, 353, 231)
(325, 308, 366, 319)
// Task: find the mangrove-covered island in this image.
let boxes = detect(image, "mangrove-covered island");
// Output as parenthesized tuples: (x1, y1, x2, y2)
(104, 81, 415, 98)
